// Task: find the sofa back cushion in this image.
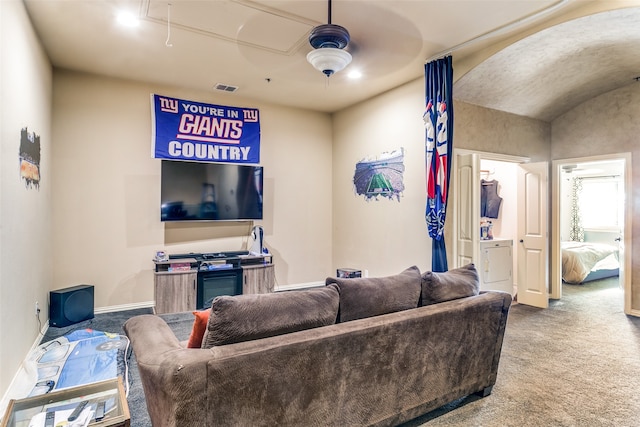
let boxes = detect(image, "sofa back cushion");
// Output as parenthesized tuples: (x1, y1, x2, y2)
(420, 263, 480, 306)
(326, 266, 421, 322)
(201, 284, 339, 348)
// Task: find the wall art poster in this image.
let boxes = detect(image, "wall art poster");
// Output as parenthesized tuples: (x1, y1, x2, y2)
(20, 127, 41, 190)
(151, 94, 260, 164)
(353, 148, 405, 201)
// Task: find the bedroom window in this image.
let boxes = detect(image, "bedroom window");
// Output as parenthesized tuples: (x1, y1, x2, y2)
(578, 178, 623, 229)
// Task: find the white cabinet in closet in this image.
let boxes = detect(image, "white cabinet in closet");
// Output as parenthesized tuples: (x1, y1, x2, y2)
(479, 239, 513, 295)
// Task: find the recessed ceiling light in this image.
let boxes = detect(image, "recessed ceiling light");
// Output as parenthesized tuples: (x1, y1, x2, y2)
(117, 11, 140, 27)
(348, 70, 362, 79)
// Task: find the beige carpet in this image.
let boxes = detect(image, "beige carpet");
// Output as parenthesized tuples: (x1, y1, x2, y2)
(403, 277, 640, 426)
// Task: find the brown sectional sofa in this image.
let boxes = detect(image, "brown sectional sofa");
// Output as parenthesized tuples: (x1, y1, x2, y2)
(124, 264, 512, 426)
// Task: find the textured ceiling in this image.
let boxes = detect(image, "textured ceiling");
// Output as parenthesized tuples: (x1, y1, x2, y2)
(455, 7, 640, 122)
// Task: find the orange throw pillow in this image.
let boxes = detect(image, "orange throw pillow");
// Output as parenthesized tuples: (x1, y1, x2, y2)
(187, 308, 211, 348)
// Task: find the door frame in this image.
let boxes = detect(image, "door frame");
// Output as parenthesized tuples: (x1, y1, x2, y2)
(451, 149, 529, 271)
(550, 153, 634, 316)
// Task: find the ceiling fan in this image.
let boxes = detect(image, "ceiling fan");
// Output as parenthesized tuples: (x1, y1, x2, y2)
(561, 164, 578, 173)
(562, 164, 605, 176)
(306, 0, 352, 77)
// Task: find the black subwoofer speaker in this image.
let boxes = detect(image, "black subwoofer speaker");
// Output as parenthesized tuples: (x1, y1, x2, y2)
(49, 284, 95, 327)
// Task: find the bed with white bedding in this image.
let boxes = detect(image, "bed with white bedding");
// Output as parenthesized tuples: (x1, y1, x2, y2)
(561, 241, 619, 284)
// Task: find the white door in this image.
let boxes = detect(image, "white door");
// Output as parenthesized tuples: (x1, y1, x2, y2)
(517, 162, 549, 308)
(454, 153, 480, 267)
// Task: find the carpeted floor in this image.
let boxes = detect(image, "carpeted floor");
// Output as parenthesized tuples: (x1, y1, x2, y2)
(42, 308, 186, 427)
(42, 277, 640, 426)
(403, 277, 640, 426)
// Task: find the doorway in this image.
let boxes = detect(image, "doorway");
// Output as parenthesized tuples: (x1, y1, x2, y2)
(452, 150, 528, 274)
(551, 153, 632, 315)
(452, 149, 549, 308)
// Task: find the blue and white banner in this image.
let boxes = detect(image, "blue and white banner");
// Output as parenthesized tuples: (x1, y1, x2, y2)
(424, 55, 454, 272)
(151, 94, 260, 164)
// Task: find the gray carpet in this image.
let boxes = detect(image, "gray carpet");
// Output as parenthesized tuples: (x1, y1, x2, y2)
(404, 277, 640, 427)
(42, 308, 189, 427)
(42, 278, 640, 426)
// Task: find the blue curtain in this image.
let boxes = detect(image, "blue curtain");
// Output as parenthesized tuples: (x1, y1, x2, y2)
(424, 56, 454, 272)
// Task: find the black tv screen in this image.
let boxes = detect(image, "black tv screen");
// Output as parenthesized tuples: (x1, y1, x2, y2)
(161, 160, 263, 221)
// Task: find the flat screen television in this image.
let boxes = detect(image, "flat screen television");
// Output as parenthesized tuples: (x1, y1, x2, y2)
(161, 160, 263, 221)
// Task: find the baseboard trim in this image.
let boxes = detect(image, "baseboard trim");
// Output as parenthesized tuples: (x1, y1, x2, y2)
(94, 301, 155, 315)
(627, 307, 640, 318)
(1, 301, 156, 417)
(275, 281, 325, 292)
(0, 321, 50, 418)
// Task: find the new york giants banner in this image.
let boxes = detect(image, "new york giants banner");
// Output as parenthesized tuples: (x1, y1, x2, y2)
(424, 56, 454, 272)
(151, 94, 260, 164)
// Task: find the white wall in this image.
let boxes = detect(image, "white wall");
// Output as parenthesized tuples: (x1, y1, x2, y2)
(480, 159, 518, 241)
(0, 0, 52, 402)
(51, 70, 334, 308)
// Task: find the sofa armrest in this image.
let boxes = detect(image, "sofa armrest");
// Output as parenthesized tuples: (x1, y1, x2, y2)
(123, 314, 214, 427)
(123, 314, 182, 357)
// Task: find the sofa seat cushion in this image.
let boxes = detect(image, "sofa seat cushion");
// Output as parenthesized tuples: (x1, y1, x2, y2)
(326, 266, 421, 322)
(421, 263, 480, 306)
(201, 284, 339, 348)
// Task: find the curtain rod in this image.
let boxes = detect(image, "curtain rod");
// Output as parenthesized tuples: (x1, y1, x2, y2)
(424, 0, 570, 64)
(575, 175, 621, 180)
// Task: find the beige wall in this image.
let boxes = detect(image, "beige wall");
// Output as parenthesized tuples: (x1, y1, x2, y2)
(551, 83, 640, 310)
(0, 0, 52, 399)
(446, 100, 551, 268)
(4, 0, 640, 406)
(50, 62, 554, 313)
(332, 79, 432, 276)
(51, 70, 333, 308)
(330, 79, 551, 277)
(454, 101, 551, 162)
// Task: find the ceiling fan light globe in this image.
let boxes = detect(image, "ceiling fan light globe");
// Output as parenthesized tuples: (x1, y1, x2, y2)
(306, 48, 352, 77)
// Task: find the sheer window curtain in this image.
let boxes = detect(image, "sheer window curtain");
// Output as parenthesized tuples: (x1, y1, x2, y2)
(569, 177, 584, 242)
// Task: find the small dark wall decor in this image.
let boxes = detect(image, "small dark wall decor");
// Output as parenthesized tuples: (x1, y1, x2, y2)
(353, 148, 405, 201)
(19, 127, 41, 190)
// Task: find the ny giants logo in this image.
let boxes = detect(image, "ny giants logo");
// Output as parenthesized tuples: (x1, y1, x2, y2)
(158, 97, 259, 144)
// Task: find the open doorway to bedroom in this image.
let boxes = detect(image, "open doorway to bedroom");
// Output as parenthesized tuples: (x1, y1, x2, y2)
(551, 153, 632, 315)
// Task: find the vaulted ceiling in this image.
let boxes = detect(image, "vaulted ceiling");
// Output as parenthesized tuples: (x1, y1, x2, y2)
(23, 0, 640, 121)
(454, 5, 640, 122)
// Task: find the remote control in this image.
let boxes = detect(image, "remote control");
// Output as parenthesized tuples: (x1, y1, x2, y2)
(94, 400, 106, 421)
(67, 400, 88, 421)
(44, 411, 55, 427)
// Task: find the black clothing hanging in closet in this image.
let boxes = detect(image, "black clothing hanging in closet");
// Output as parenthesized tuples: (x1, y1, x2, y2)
(481, 179, 502, 219)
